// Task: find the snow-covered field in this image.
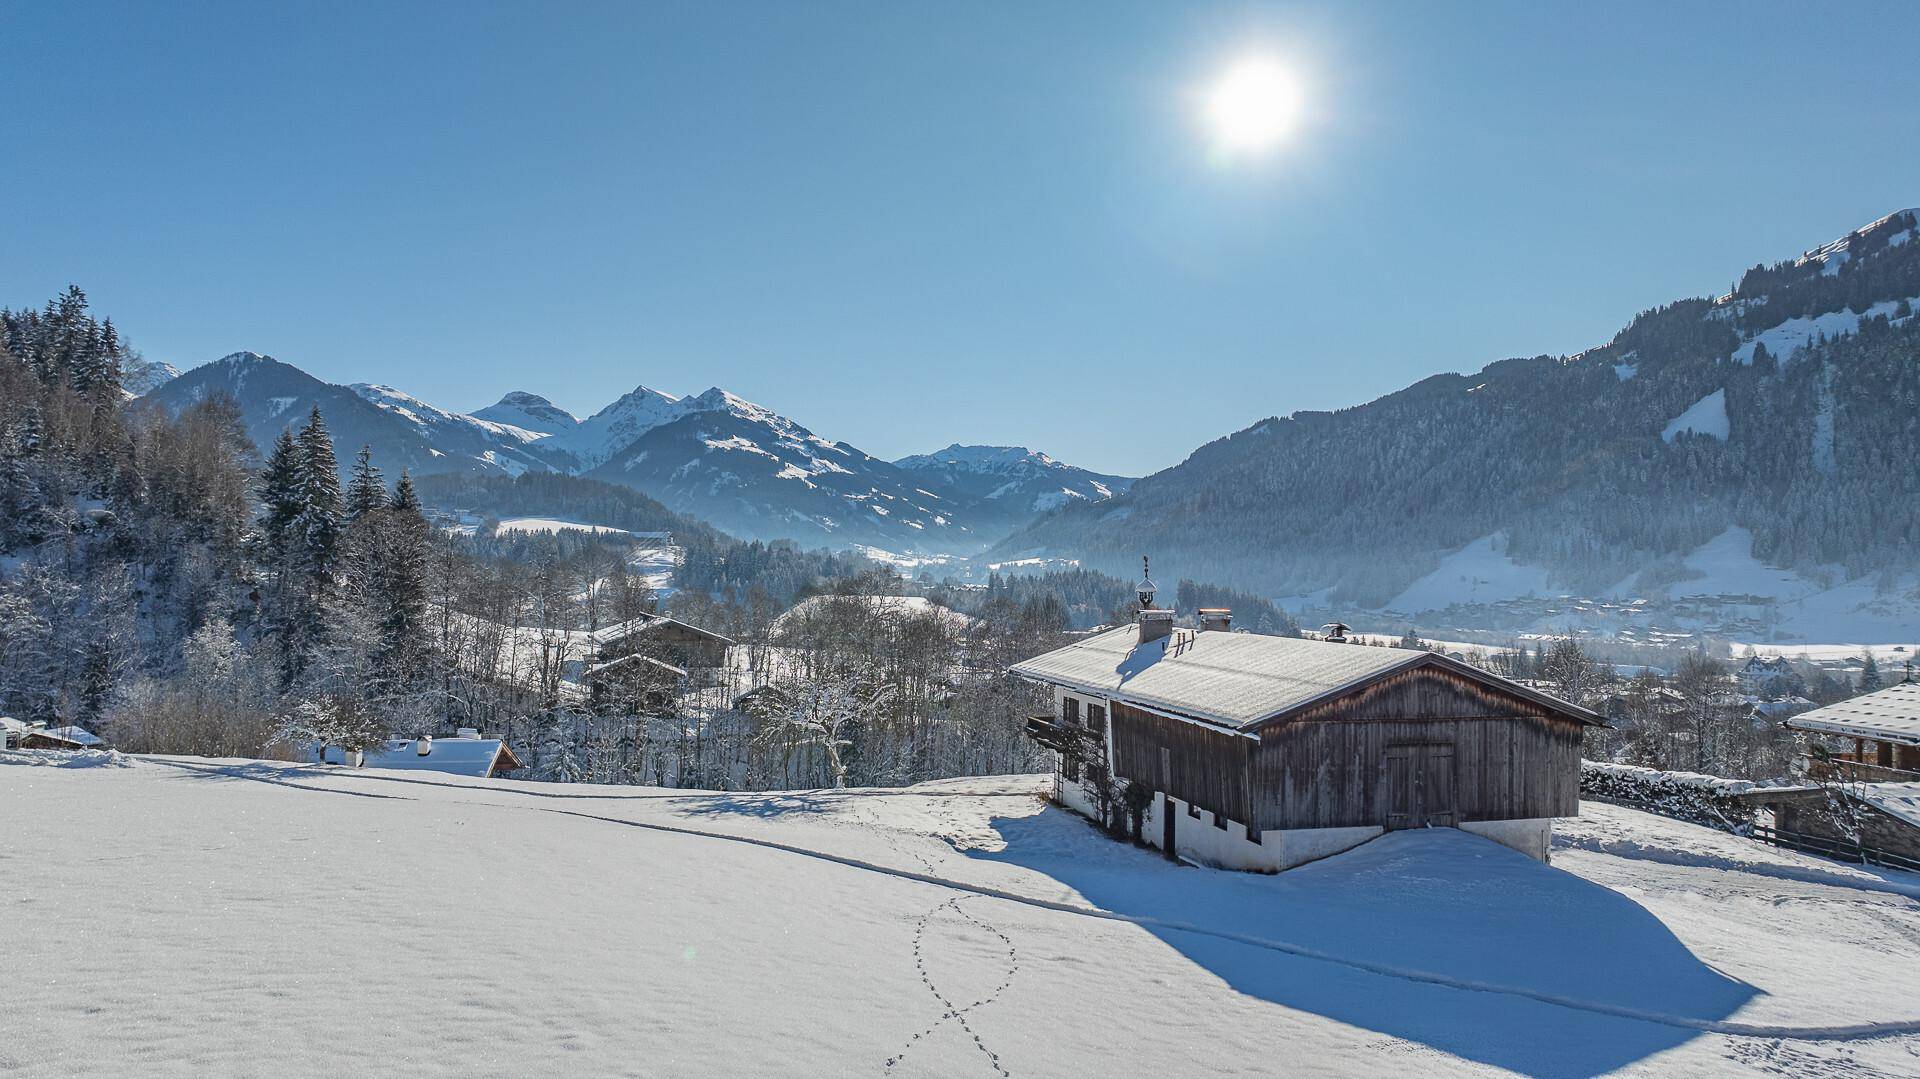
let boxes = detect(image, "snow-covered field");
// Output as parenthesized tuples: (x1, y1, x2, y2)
(6, 754, 1920, 1078)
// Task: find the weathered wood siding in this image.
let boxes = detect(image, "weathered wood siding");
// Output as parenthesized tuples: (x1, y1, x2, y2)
(1252, 665, 1584, 831)
(1110, 702, 1252, 826)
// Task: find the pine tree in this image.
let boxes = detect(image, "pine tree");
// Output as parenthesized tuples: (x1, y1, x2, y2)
(1860, 651, 1884, 693)
(256, 429, 304, 563)
(390, 469, 422, 515)
(343, 444, 385, 521)
(374, 470, 431, 680)
(293, 407, 342, 585)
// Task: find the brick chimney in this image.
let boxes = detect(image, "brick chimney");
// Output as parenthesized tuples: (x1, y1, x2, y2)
(1198, 608, 1232, 633)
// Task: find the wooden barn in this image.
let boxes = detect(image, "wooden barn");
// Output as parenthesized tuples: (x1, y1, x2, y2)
(1013, 600, 1601, 871)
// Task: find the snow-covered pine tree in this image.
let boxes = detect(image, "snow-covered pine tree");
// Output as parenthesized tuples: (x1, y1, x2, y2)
(343, 444, 385, 522)
(293, 407, 342, 586)
(256, 428, 304, 564)
(374, 470, 431, 682)
(1860, 651, 1884, 693)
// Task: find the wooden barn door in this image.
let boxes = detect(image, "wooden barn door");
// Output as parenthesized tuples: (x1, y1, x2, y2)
(1386, 744, 1458, 829)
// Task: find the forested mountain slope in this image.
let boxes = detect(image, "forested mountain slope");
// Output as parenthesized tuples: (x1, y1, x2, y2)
(991, 210, 1920, 639)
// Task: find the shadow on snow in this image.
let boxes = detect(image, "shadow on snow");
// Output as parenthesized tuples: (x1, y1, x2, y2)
(969, 807, 1757, 1078)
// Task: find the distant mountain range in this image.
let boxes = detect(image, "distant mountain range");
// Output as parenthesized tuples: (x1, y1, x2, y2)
(139, 359, 1131, 556)
(990, 208, 1920, 642)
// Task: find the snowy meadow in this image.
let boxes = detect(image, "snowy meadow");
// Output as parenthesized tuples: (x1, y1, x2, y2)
(6, 752, 1920, 1078)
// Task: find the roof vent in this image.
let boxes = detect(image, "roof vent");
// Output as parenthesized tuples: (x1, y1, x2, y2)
(1321, 621, 1352, 643)
(416, 735, 434, 756)
(1198, 608, 1232, 633)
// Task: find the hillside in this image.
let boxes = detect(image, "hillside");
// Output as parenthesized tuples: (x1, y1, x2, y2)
(992, 210, 1920, 642)
(7, 753, 1919, 1077)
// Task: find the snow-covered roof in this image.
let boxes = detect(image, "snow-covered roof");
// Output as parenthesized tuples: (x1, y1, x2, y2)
(1786, 682, 1920, 746)
(589, 614, 735, 648)
(584, 652, 689, 679)
(1011, 625, 1601, 732)
(319, 737, 519, 777)
(1855, 782, 1920, 830)
(32, 726, 105, 747)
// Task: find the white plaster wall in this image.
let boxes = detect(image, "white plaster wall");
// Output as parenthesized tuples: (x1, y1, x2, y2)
(1460, 817, 1552, 862)
(1144, 796, 1382, 873)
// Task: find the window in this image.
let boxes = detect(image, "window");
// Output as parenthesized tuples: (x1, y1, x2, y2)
(1085, 705, 1106, 740)
(1061, 697, 1081, 781)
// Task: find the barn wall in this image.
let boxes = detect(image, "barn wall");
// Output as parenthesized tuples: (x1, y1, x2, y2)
(1252, 666, 1584, 832)
(1109, 701, 1253, 825)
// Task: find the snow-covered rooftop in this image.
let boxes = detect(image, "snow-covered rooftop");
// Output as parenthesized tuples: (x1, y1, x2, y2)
(1857, 781, 1920, 830)
(1787, 681, 1920, 745)
(589, 613, 735, 648)
(318, 737, 518, 777)
(1011, 626, 1600, 731)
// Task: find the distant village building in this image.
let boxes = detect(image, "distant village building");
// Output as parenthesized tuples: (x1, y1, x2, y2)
(6, 721, 106, 751)
(1013, 571, 1601, 871)
(1737, 655, 1805, 699)
(584, 613, 735, 711)
(318, 730, 523, 778)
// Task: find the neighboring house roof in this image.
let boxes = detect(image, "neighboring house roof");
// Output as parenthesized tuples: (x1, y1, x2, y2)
(584, 651, 689, 679)
(1786, 682, 1920, 746)
(26, 725, 106, 748)
(1854, 781, 1920, 830)
(1010, 625, 1602, 732)
(589, 613, 735, 648)
(320, 737, 521, 777)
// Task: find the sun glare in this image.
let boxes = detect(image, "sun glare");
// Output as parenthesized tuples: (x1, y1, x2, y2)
(1201, 55, 1301, 159)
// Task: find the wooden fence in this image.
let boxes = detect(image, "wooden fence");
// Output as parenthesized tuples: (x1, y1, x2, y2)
(1750, 822, 1920, 875)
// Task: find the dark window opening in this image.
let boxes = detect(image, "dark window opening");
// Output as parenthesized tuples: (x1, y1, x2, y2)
(1061, 698, 1081, 781)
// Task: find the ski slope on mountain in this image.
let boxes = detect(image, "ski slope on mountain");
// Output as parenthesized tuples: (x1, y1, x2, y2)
(5, 753, 1920, 1078)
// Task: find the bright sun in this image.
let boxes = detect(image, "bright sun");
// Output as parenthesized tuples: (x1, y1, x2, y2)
(1201, 55, 1301, 158)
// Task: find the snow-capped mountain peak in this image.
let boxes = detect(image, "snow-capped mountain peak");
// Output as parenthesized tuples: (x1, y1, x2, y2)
(896, 444, 1066, 474)
(121, 355, 180, 397)
(894, 443, 1134, 522)
(472, 391, 579, 436)
(537, 383, 689, 470)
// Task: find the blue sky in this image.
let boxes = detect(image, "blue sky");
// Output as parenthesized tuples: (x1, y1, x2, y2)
(5, 2, 1917, 476)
